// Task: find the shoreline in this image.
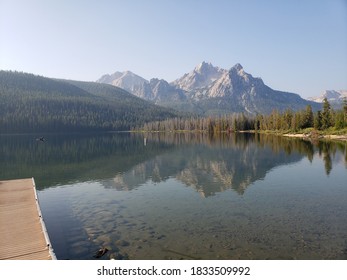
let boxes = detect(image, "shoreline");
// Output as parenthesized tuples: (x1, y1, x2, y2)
(135, 130, 347, 142)
(282, 133, 347, 141)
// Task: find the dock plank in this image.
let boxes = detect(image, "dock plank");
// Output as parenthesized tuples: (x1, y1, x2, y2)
(0, 178, 56, 260)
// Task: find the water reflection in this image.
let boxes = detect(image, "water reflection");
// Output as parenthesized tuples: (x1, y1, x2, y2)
(2, 132, 346, 260)
(0, 133, 174, 188)
(0, 133, 346, 195)
(105, 134, 306, 196)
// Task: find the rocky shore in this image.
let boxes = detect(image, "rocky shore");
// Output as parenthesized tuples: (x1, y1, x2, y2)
(283, 131, 347, 141)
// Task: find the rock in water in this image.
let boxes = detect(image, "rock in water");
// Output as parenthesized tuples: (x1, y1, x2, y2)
(93, 247, 108, 258)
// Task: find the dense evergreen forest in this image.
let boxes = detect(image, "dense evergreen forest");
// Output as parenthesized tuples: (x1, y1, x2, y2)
(135, 98, 347, 134)
(0, 71, 179, 133)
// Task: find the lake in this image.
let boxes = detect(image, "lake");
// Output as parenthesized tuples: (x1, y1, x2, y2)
(1, 132, 346, 260)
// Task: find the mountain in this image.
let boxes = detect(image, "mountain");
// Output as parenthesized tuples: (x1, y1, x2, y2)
(171, 61, 226, 91)
(97, 71, 152, 99)
(149, 78, 186, 102)
(308, 90, 347, 109)
(0, 71, 178, 133)
(98, 62, 321, 115)
(96, 71, 188, 105)
(189, 63, 321, 115)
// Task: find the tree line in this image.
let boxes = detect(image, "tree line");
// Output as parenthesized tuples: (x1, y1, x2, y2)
(134, 98, 347, 133)
(0, 71, 178, 133)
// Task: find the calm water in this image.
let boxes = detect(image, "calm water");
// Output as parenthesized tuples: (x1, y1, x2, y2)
(1, 132, 347, 260)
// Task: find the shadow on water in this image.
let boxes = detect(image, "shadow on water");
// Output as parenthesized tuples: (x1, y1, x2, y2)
(0, 132, 175, 188)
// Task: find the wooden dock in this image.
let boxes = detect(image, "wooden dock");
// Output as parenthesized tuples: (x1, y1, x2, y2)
(0, 178, 56, 260)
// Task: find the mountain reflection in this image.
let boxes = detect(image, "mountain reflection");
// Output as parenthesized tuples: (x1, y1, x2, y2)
(100, 134, 289, 195)
(102, 133, 346, 196)
(0, 133, 345, 195)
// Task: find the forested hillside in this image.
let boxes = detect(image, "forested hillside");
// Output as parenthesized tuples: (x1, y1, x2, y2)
(0, 71, 178, 133)
(136, 99, 347, 134)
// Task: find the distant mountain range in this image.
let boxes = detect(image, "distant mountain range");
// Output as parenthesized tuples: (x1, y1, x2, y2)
(308, 90, 347, 109)
(97, 62, 322, 115)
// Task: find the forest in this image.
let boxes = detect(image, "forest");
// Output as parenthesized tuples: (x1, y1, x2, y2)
(0, 71, 178, 133)
(134, 98, 347, 134)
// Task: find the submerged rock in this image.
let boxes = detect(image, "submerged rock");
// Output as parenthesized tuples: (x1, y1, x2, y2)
(93, 247, 109, 258)
(115, 239, 130, 247)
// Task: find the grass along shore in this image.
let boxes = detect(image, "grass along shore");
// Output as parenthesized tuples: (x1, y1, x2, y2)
(259, 127, 347, 141)
(135, 127, 347, 141)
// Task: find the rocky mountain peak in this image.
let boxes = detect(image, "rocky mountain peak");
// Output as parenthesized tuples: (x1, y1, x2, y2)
(227, 64, 264, 87)
(194, 61, 215, 73)
(321, 90, 346, 100)
(97, 62, 320, 115)
(232, 63, 243, 72)
(97, 71, 123, 84)
(150, 78, 170, 91)
(97, 70, 148, 95)
(308, 90, 347, 108)
(172, 61, 226, 91)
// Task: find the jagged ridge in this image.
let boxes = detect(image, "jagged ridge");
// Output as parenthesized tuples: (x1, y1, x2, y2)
(97, 62, 322, 115)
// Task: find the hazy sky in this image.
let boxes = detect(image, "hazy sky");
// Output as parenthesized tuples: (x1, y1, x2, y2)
(1, 0, 346, 98)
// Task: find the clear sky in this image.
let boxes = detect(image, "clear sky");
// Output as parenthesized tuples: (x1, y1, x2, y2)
(1, 0, 346, 98)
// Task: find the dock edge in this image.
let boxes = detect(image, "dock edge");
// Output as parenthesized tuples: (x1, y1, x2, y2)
(32, 177, 57, 260)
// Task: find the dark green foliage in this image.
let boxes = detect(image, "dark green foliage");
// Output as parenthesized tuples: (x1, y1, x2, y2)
(135, 113, 256, 134)
(0, 71, 178, 133)
(302, 105, 314, 129)
(137, 98, 346, 133)
(321, 98, 333, 130)
(250, 99, 344, 132)
(343, 98, 347, 124)
(314, 110, 322, 130)
(334, 111, 345, 130)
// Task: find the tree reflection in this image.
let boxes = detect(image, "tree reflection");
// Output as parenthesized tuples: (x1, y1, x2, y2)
(0, 133, 345, 194)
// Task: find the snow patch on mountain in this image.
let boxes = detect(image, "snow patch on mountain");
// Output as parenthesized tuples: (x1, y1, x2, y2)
(308, 90, 347, 103)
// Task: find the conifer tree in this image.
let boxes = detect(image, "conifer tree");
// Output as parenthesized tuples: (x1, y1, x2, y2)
(302, 105, 314, 129)
(314, 110, 322, 130)
(343, 98, 347, 125)
(321, 98, 332, 130)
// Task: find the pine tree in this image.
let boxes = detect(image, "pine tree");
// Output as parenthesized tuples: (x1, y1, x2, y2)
(314, 110, 322, 130)
(302, 105, 314, 129)
(343, 97, 347, 125)
(321, 98, 332, 130)
(334, 111, 345, 129)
